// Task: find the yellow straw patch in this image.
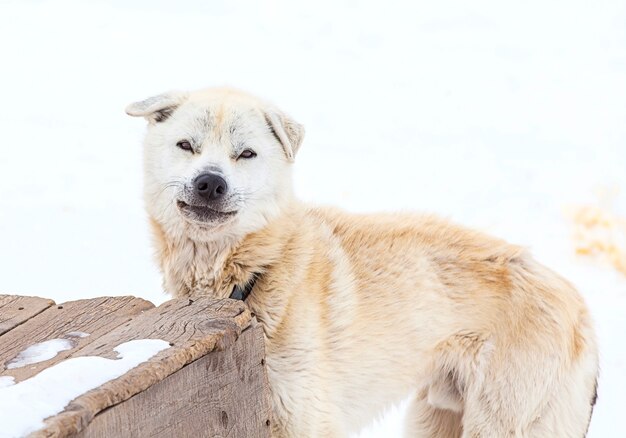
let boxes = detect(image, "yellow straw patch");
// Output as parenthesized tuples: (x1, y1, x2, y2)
(567, 189, 626, 276)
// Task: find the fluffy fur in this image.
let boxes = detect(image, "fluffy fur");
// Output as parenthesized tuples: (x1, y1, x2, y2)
(127, 87, 598, 437)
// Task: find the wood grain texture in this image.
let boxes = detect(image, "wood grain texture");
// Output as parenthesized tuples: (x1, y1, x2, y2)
(33, 297, 252, 438)
(0, 296, 154, 381)
(75, 323, 271, 438)
(0, 295, 55, 336)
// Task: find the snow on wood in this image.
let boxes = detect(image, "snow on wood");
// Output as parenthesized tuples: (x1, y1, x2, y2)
(6, 339, 74, 369)
(0, 339, 170, 438)
(0, 296, 154, 383)
(0, 294, 268, 438)
(66, 332, 90, 339)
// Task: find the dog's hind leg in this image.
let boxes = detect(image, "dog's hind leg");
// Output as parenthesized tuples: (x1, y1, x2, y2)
(458, 340, 598, 438)
(525, 343, 599, 438)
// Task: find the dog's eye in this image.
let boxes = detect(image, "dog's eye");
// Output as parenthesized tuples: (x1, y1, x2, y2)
(238, 149, 257, 160)
(176, 140, 193, 152)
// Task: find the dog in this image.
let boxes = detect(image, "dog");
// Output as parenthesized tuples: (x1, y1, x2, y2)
(127, 87, 598, 437)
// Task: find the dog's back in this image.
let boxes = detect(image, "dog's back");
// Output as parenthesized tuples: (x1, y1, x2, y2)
(304, 207, 599, 437)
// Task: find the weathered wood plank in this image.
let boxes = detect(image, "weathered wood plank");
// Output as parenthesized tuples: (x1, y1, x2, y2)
(33, 297, 252, 438)
(75, 323, 271, 438)
(0, 296, 154, 381)
(0, 295, 55, 336)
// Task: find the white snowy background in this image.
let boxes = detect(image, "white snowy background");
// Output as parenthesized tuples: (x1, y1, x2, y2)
(0, 0, 624, 436)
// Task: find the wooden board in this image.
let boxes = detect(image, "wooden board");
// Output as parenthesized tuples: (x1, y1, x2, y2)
(0, 295, 54, 336)
(0, 295, 269, 438)
(0, 296, 154, 381)
(32, 297, 253, 437)
(75, 324, 272, 438)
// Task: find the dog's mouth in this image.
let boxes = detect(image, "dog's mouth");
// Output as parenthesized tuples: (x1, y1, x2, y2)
(176, 200, 237, 224)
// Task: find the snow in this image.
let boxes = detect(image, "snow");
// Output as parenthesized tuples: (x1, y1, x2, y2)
(0, 0, 623, 436)
(66, 331, 90, 338)
(6, 339, 74, 369)
(0, 378, 15, 389)
(0, 339, 170, 438)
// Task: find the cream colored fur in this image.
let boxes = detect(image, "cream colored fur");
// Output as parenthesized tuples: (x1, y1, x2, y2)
(127, 87, 598, 437)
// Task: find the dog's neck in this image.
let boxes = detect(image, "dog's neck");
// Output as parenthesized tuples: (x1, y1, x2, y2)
(149, 207, 298, 299)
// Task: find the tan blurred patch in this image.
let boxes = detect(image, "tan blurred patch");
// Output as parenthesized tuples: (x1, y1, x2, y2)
(567, 187, 626, 275)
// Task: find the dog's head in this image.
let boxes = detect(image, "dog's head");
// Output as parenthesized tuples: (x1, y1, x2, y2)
(127, 88, 304, 242)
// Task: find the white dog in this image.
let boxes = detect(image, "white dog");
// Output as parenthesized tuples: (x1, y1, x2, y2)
(127, 87, 598, 437)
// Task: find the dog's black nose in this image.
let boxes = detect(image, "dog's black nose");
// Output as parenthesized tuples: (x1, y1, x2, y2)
(193, 173, 228, 201)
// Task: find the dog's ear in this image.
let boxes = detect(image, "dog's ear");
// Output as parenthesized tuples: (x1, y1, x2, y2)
(125, 92, 188, 124)
(264, 107, 305, 162)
